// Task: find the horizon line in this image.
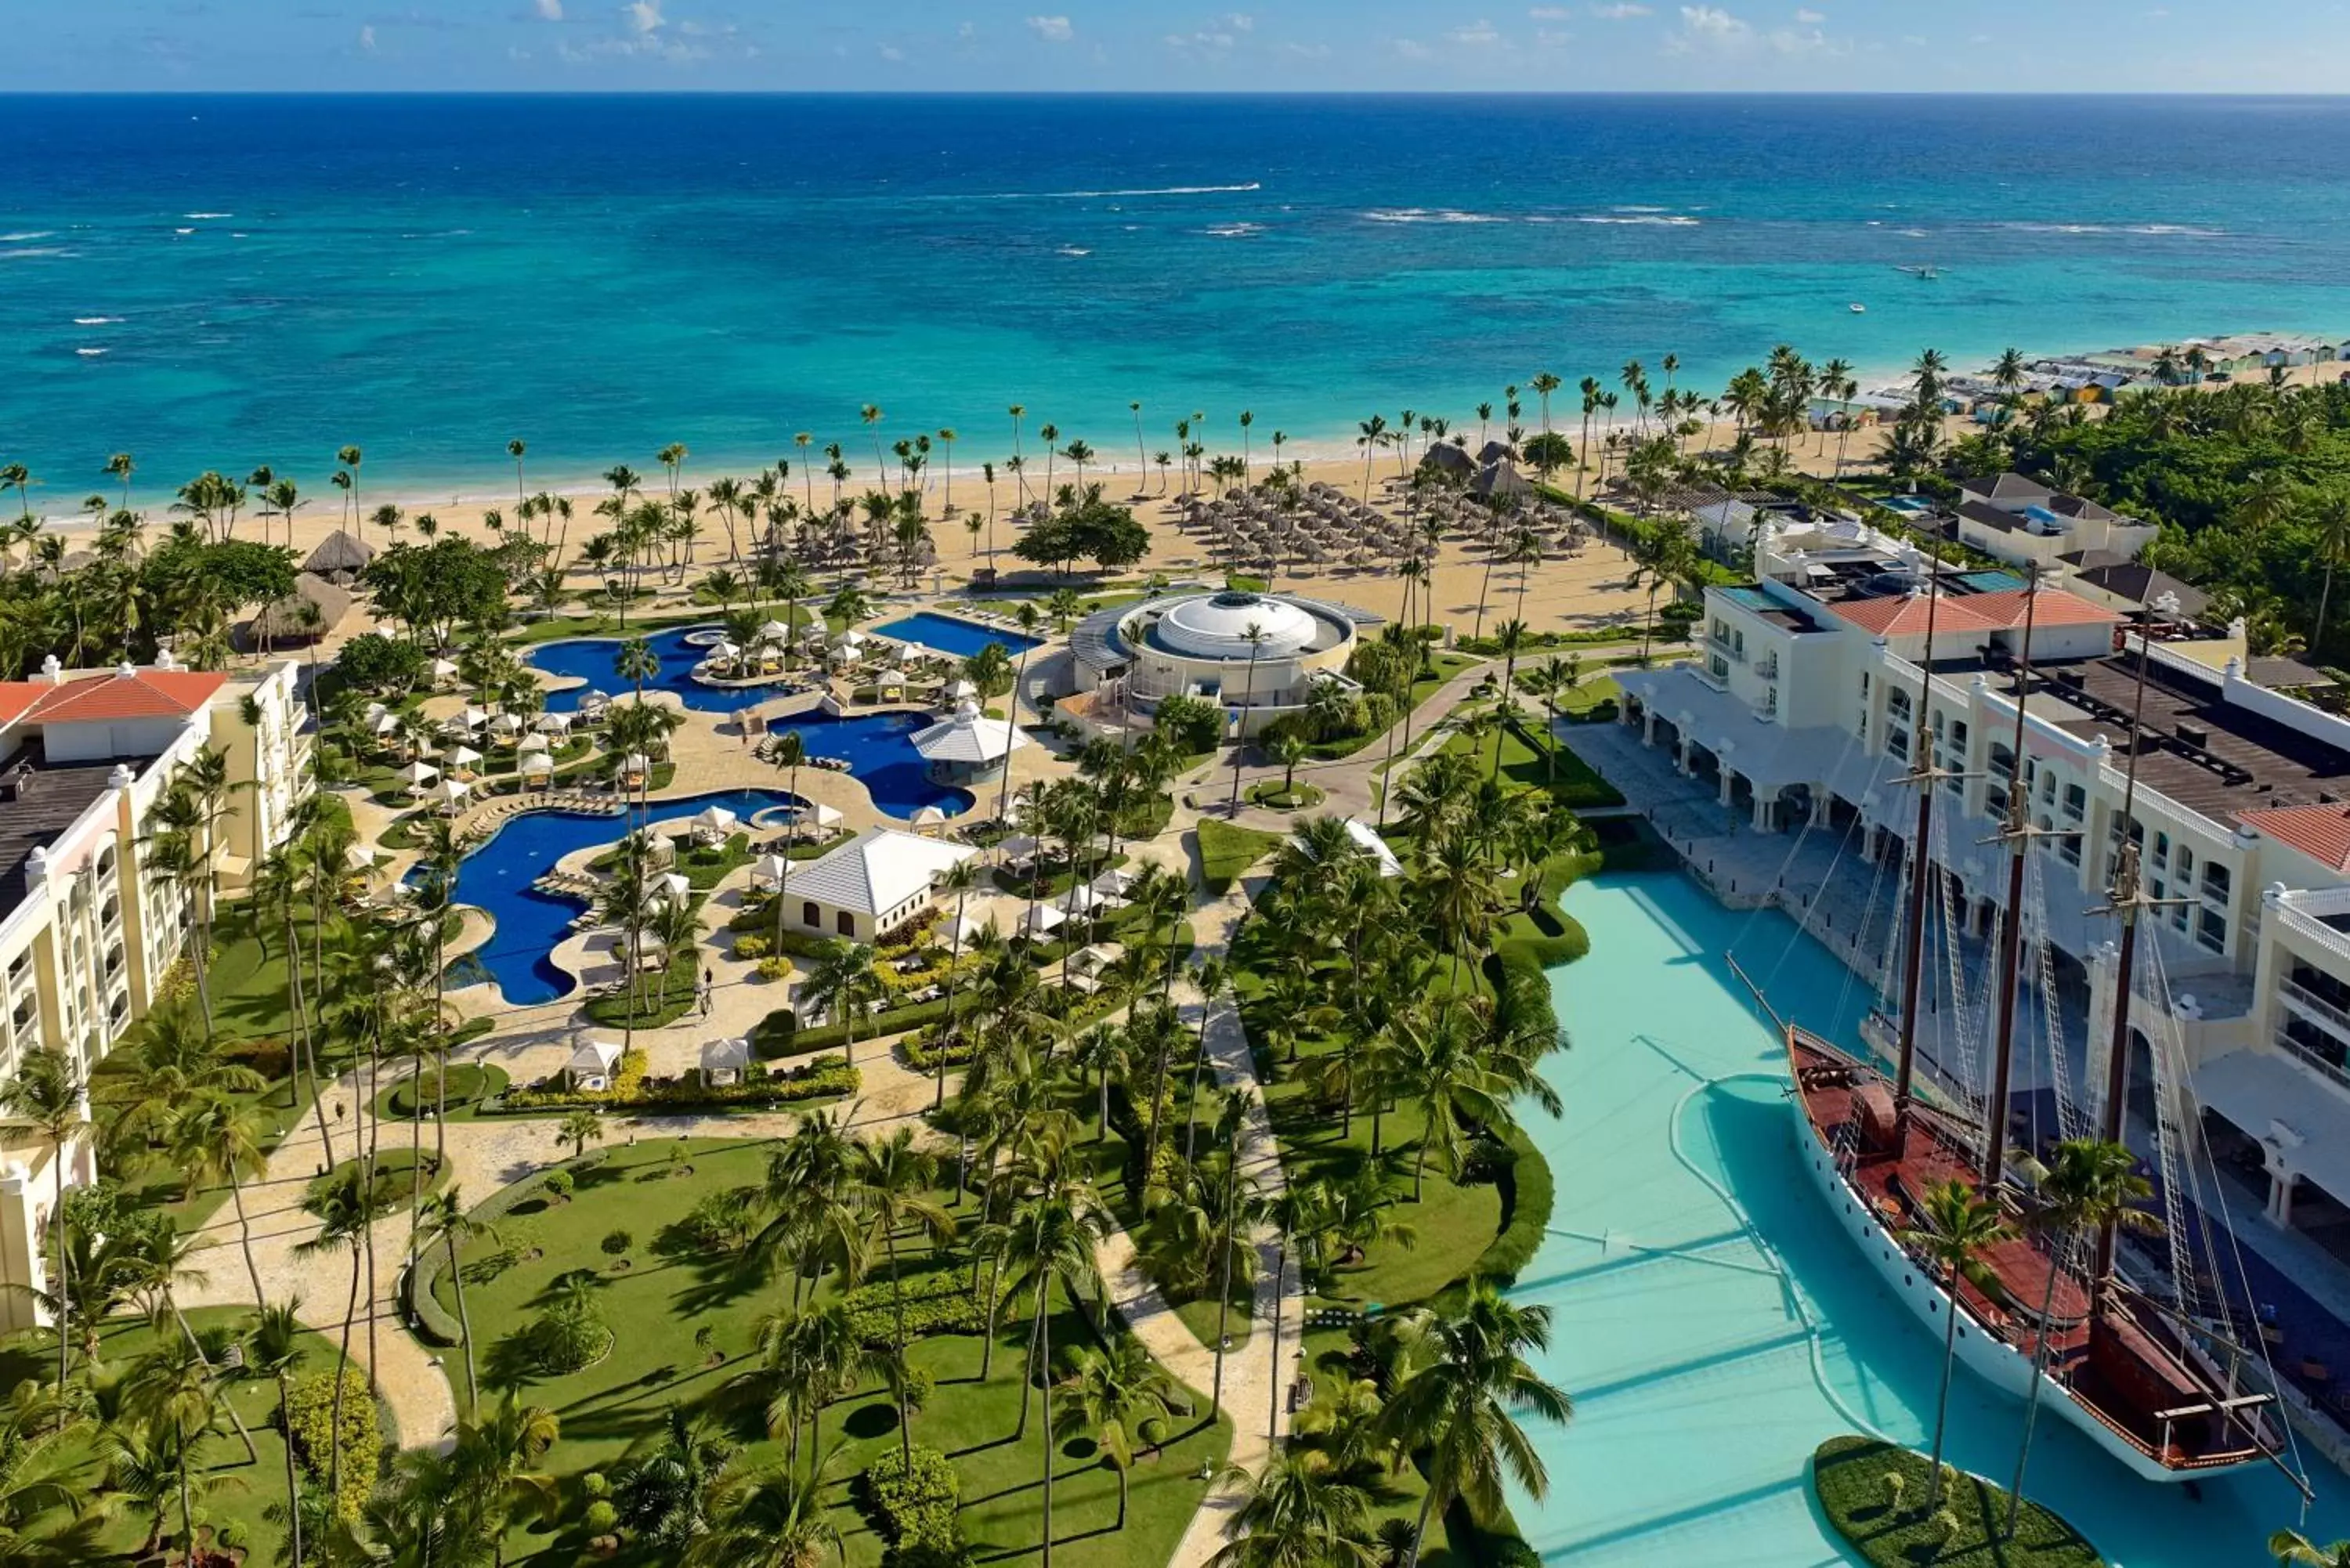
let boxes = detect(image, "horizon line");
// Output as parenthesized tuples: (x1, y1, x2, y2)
(9, 87, 2350, 99)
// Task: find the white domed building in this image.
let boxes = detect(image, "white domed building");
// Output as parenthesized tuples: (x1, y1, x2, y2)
(1068, 589, 1378, 740)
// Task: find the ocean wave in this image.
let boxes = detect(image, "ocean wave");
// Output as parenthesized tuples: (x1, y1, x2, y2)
(1363, 208, 1508, 225)
(0, 231, 52, 243)
(0, 247, 71, 260)
(1205, 222, 1264, 238)
(958, 182, 1263, 201)
(74, 348, 107, 358)
(1056, 245, 1092, 257)
(1574, 214, 1701, 226)
(72, 316, 122, 325)
(1613, 205, 1672, 214)
(1900, 228, 1929, 238)
(174, 227, 195, 236)
(184, 211, 233, 219)
(1999, 220, 2227, 238)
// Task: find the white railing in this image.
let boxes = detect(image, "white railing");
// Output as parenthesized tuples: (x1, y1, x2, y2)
(2274, 889, 2350, 966)
(2282, 977, 2350, 1041)
(2276, 1027, 2350, 1097)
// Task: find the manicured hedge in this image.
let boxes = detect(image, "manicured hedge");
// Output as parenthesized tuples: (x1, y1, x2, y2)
(757, 999, 953, 1058)
(1471, 1123, 1553, 1288)
(407, 1157, 602, 1347)
(859, 1443, 964, 1556)
(285, 1365, 380, 1520)
(842, 1266, 1003, 1347)
(486, 1054, 858, 1114)
(1811, 1436, 2102, 1567)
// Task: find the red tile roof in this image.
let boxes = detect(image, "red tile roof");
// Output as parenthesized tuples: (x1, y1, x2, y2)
(1961, 587, 2124, 629)
(1827, 592, 2005, 638)
(2239, 803, 2350, 872)
(5, 670, 228, 728)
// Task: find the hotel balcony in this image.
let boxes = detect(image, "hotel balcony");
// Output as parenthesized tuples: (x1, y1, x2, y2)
(2272, 887, 2350, 968)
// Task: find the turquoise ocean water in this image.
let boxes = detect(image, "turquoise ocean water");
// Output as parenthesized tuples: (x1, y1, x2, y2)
(5, 94, 2350, 503)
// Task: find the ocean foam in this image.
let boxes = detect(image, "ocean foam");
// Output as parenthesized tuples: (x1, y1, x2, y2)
(173, 227, 195, 235)
(1056, 245, 1092, 256)
(1574, 214, 1701, 226)
(960, 182, 1263, 201)
(72, 316, 122, 326)
(1205, 222, 1264, 238)
(184, 211, 233, 219)
(2000, 221, 2227, 238)
(0, 231, 53, 243)
(75, 349, 107, 358)
(1362, 208, 1507, 225)
(0, 247, 70, 260)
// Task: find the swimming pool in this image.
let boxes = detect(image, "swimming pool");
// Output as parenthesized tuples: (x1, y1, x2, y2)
(872, 611, 1043, 661)
(1513, 872, 2348, 1565)
(528, 623, 776, 714)
(446, 788, 804, 1006)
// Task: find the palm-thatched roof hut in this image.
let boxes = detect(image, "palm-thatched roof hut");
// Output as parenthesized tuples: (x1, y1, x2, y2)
(304, 529, 376, 584)
(245, 573, 353, 649)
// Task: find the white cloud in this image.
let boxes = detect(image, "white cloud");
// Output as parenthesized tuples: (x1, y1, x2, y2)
(1448, 18, 1502, 44)
(1394, 36, 1431, 57)
(624, 0, 663, 32)
(358, 23, 377, 50)
(1278, 39, 1332, 59)
(1676, 5, 1748, 43)
(533, 0, 562, 17)
(1527, 5, 1574, 16)
(1226, 13, 1254, 30)
(878, 42, 904, 60)
(1590, 2, 1650, 15)
(1535, 26, 1572, 45)
(1794, 7, 1824, 21)
(1026, 14, 1073, 42)
(1166, 28, 1236, 50)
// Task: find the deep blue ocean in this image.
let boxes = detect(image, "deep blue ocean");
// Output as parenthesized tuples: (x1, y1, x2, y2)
(6, 93, 2350, 504)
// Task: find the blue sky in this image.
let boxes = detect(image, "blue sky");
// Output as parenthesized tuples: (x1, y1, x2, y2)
(24, 2, 2350, 92)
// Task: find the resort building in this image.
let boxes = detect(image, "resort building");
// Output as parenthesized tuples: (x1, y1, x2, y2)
(909, 700, 1031, 786)
(1068, 589, 1377, 740)
(777, 826, 977, 943)
(0, 656, 313, 1331)
(1950, 471, 2160, 573)
(1608, 542, 2350, 1259)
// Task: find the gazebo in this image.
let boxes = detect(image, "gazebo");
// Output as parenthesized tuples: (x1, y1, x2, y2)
(430, 777, 472, 813)
(396, 760, 440, 793)
(908, 804, 949, 835)
(444, 744, 483, 776)
(693, 804, 739, 845)
(700, 1037, 752, 1087)
(302, 528, 377, 585)
(247, 573, 352, 649)
(519, 751, 555, 783)
(533, 711, 575, 735)
(518, 731, 551, 755)
(750, 853, 793, 891)
(1019, 904, 1065, 939)
(565, 1036, 623, 1090)
(909, 700, 1030, 786)
(429, 657, 461, 690)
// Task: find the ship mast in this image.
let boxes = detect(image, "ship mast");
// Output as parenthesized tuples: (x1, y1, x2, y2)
(2092, 598, 2169, 1294)
(1982, 567, 2045, 1188)
(1890, 537, 1948, 1143)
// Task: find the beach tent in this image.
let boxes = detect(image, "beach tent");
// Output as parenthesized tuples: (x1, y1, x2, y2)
(694, 804, 740, 835)
(431, 777, 472, 811)
(396, 761, 440, 789)
(1019, 904, 1065, 938)
(444, 744, 483, 771)
(750, 854, 793, 889)
(534, 711, 574, 734)
(519, 751, 555, 779)
(518, 731, 551, 754)
(909, 804, 948, 833)
(565, 1035, 623, 1090)
(700, 1037, 752, 1087)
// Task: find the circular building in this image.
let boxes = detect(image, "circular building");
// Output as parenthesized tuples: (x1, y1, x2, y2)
(1070, 589, 1376, 739)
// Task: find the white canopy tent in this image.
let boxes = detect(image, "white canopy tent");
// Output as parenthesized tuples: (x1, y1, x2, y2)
(1020, 904, 1066, 938)
(700, 1037, 752, 1086)
(518, 731, 551, 754)
(396, 760, 440, 789)
(566, 1036, 624, 1089)
(694, 804, 740, 835)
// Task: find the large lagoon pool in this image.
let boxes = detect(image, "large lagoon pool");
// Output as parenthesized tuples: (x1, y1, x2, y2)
(872, 611, 1043, 661)
(529, 623, 772, 714)
(1516, 871, 2349, 1565)
(447, 788, 804, 1006)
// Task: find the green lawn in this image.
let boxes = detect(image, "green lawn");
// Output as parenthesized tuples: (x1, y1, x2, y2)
(0, 1308, 371, 1565)
(432, 1137, 1233, 1568)
(1443, 716, 1625, 810)
(1244, 781, 1325, 812)
(1548, 674, 1621, 719)
(371, 1062, 512, 1122)
(1812, 1436, 2103, 1567)
(1303, 652, 1483, 763)
(1195, 820, 1282, 894)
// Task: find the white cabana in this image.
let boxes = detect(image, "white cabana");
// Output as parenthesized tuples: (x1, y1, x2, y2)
(459, 705, 490, 729)
(431, 777, 472, 810)
(1019, 904, 1066, 938)
(911, 700, 1031, 779)
(519, 751, 555, 779)
(1056, 883, 1110, 917)
(909, 804, 948, 833)
(656, 871, 693, 905)
(486, 713, 523, 736)
(518, 731, 551, 754)
(833, 628, 869, 650)
(896, 641, 933, 664)
(430, 656, 461, 683)
(565, 1036, 624, 1090)
(693, 804, 740, 836)
(945, 912, 992, 949)
(803, 801, 844, 829)
(699, 1037, 752, 1086)
(396, 760, 440, 789)
(620, 751, 652, 777)
(757, 620, 792, 643)
(711, 639, 742, 661)
(996, 833, 1042, 863)
(750, 853, 793, 889)
(943, 679, 978, 701)
(444, 744, 483, 771)
(1090, 866, 1137, 898)
(371, 711, 403, 736)
(873, 666, 910, 688)
(1067, 943, 1121, 977)
(533, 711, 574, 734)
(345, 844, 378, 872)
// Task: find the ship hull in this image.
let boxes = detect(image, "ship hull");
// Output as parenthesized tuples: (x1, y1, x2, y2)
(1784, 1041, 2268, 1483)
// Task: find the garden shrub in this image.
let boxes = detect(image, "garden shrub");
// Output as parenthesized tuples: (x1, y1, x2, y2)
(529, 1289, 611, 1375)
(841, 1267, 1003, 1347)
(285, 1366, 379, 1519)
(733, 934, 772, 960)
(859, 1444, 964, 1558)
(602, 1229, 633, 1257)
(497, 1052, 856, 1111)
(583, 1500, 618, 1535)
(757, 999, 953, 1058)
(541, 1169, 575, 1201)
(757, 956, 793, 981)
(674, 1185, 763, 1250)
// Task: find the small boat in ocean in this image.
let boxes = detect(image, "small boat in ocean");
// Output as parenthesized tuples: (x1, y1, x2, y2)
(1849, 302, 1867, 314)
(1896, 264, 1941, 280)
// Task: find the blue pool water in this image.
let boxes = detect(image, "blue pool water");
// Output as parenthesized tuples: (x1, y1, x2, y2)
(1514, 871, 2350, 1565)
(872, 612, 1044, 662)
(529, 623, 775, 714)
(525, 626, 974, 820)
(447, 788, 803, 1006)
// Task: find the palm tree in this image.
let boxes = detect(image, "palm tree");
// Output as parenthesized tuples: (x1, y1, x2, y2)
(293, 1163, 385, 1504)
(250, 1298, 309, 1568)
(1900, 1178, 2016, 1510)
(559, 1107, 604, 1161)
(2007, 1139, 2159, 1534)
(1379, 1280, 1571, 1568)
(0, 1048, 84, 1401)
(2272, 1530, 2350, 1567)
(996, 1187, 1108, 1568)
(1227, 622, 1267, 815)
(2310, 489, 2350, 654)
(417, 1187, 502, 1418)
(1054, 1338, 1178, 1530)
(168, 1089, 273, 1311)
(689, 1453, 844, 1568)
(802, 939, 884, 1067)
(1207, 1447, 1377, 1568)
(848, 1128, 956, 1466)
(934, 858, 986, 1107)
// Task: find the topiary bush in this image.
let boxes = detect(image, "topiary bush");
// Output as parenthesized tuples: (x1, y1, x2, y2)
(859, 1444, 964, 1557)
